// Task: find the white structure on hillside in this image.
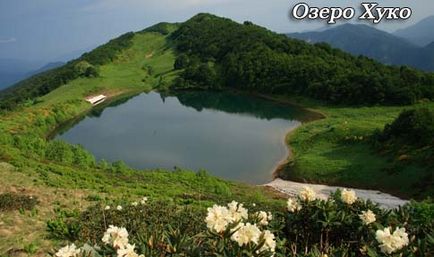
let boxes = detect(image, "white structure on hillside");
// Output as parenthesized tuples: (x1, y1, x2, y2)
(86, 95, 106, 106)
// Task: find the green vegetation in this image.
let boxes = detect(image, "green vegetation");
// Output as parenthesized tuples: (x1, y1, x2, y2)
(0, 32, 136, 110)
(171, 14, 434, 105)
(50, 192, 434, 256)
(276, 99, 434, 199)
(0, 26, 281, 255)
(0, 13, 433, 256)
(0, 193, 38, 212)
(375, 108, 434, 147)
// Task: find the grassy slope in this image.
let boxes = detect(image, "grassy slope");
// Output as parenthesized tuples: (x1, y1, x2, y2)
(1, 19, 433, 255)
(0, 31, 282, 255)
(277, 96, 434, 199)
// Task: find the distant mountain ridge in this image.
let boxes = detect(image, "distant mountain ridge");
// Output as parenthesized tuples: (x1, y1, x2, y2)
(394, 15, 434, 47)
(287, 23, 434, 71)
(0, 61, 64, 91)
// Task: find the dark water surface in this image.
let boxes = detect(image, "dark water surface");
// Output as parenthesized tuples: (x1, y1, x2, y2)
(56, 91, 312, 184)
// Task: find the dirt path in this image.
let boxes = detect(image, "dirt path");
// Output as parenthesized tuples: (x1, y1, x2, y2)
(265, 178, 408, 209)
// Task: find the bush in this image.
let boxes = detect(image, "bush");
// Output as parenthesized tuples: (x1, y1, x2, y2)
(378, 108, 434, 147)
(0, 193, 38, 212)
(53, 191, 434, 256)
(47, 208, 81, 240)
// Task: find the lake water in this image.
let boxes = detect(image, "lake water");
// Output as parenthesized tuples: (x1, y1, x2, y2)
(56, 91, 313, 184)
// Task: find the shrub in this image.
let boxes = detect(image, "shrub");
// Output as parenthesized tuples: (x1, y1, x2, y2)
(47, 208, 81, 241)
(0, 193, 38, 212)
(53, 191, 434, 257)
(378, 108, 434, 147)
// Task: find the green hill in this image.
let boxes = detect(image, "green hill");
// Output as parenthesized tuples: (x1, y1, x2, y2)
(171, 14, 434, 105)
(0, 13, 433, 256)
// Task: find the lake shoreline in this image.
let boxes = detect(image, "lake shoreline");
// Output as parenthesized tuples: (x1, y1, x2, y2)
(238, 92, 410, 205)
(49, 87, 410, 205)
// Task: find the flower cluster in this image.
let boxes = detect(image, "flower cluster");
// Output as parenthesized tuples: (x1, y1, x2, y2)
(299, 186, 316, 202)
(255, 211, 273, 226)
(228, 200, 249, 222)
(206, 201, 276, 254)
(341, 189, 357, 205)
(231, 223, 261, 246)
(205, 204, 233, 233)
(376, 227, 409, 254)
(102, 225, 143, 257)
(205, 201, 248, 233)
(55, 244, 81, 257)
(359, 210, 376, 225)
(287, 198, 302, 213)
(102, 225, 129, 248)
(140, 197, 148, 205)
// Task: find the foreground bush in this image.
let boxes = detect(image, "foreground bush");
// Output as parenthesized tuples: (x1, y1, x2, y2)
(52, 190, 434, 257)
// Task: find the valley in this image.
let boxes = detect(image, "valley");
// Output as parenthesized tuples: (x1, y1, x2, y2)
(0, 13, 433, 256)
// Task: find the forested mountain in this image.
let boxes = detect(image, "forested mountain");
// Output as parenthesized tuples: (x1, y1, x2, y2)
(287, 24, 434, 71)
(171, 14, 434, 105)
(394, 15, 434, 47)
(2, 14, 434, 110)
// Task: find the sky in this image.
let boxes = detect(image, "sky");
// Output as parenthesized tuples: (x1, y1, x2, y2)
(0, 0, 433, 64)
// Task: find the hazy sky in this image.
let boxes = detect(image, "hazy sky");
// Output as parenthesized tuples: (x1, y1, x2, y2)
(0, 0, 433, 63)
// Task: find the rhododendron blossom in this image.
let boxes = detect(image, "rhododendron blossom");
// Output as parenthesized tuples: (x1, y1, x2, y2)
(117, 244, 144, 257)
(299, 187, 316, 202)
(376, 227, 409, 254)
(261, 230, 276, 253)
(140, 197, 148, 205)
(227, 201, 248, 222)
(102, 225, 129, 248)
(55, 244, 81, 257)
(255, 211, 272, 226)
(205, 205, 232, 233)
(359, 210, 376, 225)
(231, 223, 261, 246)
(341, 189, 357, 205)
(287, 198, 302, 212)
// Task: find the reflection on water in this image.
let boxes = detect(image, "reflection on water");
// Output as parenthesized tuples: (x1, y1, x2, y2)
(55, 91, 312, 184)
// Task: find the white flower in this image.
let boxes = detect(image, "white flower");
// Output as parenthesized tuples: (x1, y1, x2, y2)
(102, 225, 129, 249)
(287, 198, 302, 212)
(140, 197, 148, 205)
(131, 202, 138, 207)
(117, 244, 144, 257)
(231, 223, 261, 246)
(117, 205, 123, 211)
(341, 189, 357, 205)
(205, 205, 232, 233)
(376, 227, 409, 254)
(252, 203, 256, 207)
(260, 230, 276, 253)
(255, 211, 272, 226)
(359, 210, 376, 225)
(299, 187, 316, 202)
(105, 205, 111, 210)
(227, 201, 248, 222)
(55, 244, 81, 257)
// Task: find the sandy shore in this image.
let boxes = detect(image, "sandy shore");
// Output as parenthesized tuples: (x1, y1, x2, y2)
(265, 178, 409, 209)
